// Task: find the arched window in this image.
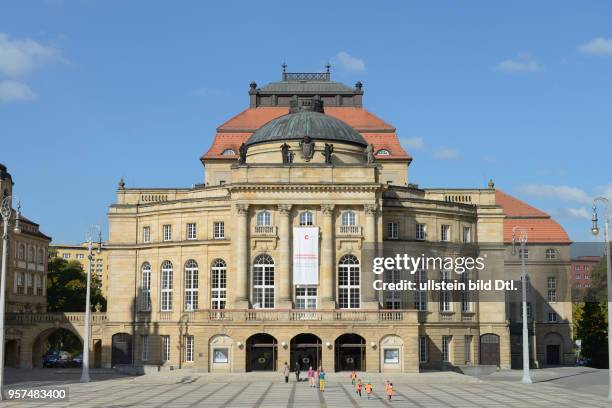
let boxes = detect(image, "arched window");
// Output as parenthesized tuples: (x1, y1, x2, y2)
(37, 248, 44, 264)
(253, 254, 274, 309)
(18, 244, 25, 260)
(376, 149, 390, 156)
(338, 255, 360, 309)
(257, 210, 271, 226)
(141, 263, 151, 311)
(342, 211, 356, 226)
(184, 260, 199, 311)
(545, 248, 557, 259)
(211, 259, 227, 310)
(299, 211, 313, 226)
(160, 261, 173, 311)
(221, 148, 236, 156)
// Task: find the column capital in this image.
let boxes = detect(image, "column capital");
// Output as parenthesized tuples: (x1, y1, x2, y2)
(321, 204, 335, 216)
(278, 204, 292, 215)
(235, 203, 249, 216)
(364, 203, 377, 215)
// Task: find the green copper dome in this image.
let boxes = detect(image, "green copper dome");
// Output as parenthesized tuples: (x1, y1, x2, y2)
(245, 99, 368, 147)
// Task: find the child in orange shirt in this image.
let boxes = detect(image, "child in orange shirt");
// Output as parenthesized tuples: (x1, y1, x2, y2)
(365, 381, 373, 400)
(350, 370, 357, 386)
(386, 382, 394, 401)
(356, 379, 363, 397)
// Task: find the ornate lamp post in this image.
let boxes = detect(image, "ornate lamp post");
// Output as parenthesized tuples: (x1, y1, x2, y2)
(591, 197, 611, 400)
(0, 196, 20, 400)
(512, 226, 532, 384)
(80, 225, 102, 383)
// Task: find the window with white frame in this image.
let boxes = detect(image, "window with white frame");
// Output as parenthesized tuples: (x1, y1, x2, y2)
(520, 302, 532, 319)
(184, 260, 199, 311)
(377, 149, 390, 156)
(295, 287, 317, 309)
(163, 224, 172, 242)
(62, 253, 70, 259)
(28, 247, 34, 262)
(341, 211, 356, 226)
(419, 336, 428, 363)
(462, 226, 471, 243)
(257, 210, 271, 226)
(162, 335, 170, 362)
(440, 270, 452, 312)
(440, 225, 450, 242)
(185, 336, 194, 362)
(35, 274, 43, 296)
(461, 272, 471, 312)
(76, 253, 84, 259)
(414, 269, 427, 311)
(338, 254, 360, 308)
(548, 312, 558, 322)
(545, 248, 556, 259)
(187, 223, 197, 240)
(26, 273, 33, 295)
(141, 335, 149, 361)
(141, 263, 151, 311)
(143, 226, 150, 243)
(221, 148, 236, 155)
(253, 254, 275, 309)
(416, 223, 426, 240)
(299, 211, 313, 226)
(213, 222, 225, 239)
(442, 335, 452, 362)
(37, 248, 44, 264)
(384, 269, 402, 309)
(387, 222, 399, 239)
(211, 259, 227, 310)
(160, 261, 173, 311)
(547, 277, 557, 302)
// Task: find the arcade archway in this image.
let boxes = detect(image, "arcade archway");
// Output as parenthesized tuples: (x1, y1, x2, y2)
(290, 333, 322, 371)
(32, 328, 82, 368)
(335, 333, 366, 371)
(246, 333, 277, 371)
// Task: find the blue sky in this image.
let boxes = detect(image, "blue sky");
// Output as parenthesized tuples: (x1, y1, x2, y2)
(1, 1, 611, 243)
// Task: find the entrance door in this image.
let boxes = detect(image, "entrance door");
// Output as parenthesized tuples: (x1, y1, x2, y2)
(291, 334, 322, 371)
(246, 333, 277, 371)
(480, 334, 500, 366)
(111, 333, 132, 366)
(546, 345, 560, 365)
(335, 334, 366, 371)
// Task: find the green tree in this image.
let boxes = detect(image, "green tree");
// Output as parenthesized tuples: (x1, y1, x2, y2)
(46, 257, 106, 312)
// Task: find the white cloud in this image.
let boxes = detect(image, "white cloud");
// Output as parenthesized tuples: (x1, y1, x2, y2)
(560, 207, 591, 220)
(496, 54, 543, 73)
(578, 37, 612, 56)
(520, 184, 592, 204)
(596, 181, 612, 201)
(432, 148, 459, 160)
(334, 52, 365, 73)
(0, 80, 37, 102)
(0, 33, 60, 77)
(400, 137, 424, 150)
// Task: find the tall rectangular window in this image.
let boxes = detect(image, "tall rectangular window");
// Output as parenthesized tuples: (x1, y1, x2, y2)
(213, 222, 225, 239)
(16, 272, 24, 294)
(416, 223, 426, 240)
(414, 269, 427, 311)
(185, 336, 194, 362)
(462, 226, 471, 243)
(184, 260, 199, 311)
(338, 255, 360, 309)
(442, 335, 452, 362)
(162, 335, 170, 362)
(141, 263, 151, 311)
(163, 224, 172, 242)
(186, 223, 197, 240)
(35, 275, 43, 296)
(464, 335, 472, 363)
(387, 222, 399, 239)
(141, 335, 149, 361)
(211, 259, 227, 310)
(26, 273, 33, 295)
(161, 261, 173, 311)
(548, 312, 558, 322)
(419, 336, 428, 363)
(384, 270, 402, 309)
(440, 225, 450, 242)
(547, 277, 557, 302)
(143, 226, 150, 243)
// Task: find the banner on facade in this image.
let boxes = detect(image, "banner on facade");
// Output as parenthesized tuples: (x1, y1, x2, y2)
(293, 227, 319, 285)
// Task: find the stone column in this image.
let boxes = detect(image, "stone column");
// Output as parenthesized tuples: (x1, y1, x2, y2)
(234, 204, 249, 308)
(362, 203, 379, 309)
(278, 204, 293, 309)
(320, 204, 335, 309)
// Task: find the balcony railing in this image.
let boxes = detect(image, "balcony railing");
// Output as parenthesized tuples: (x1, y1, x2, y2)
(337, 226, 362, 236)
(253, 225, 276, 236)
(5, 312, 107, 324)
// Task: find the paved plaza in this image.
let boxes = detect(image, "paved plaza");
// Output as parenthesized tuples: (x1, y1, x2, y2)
(1, 368, 610, 407)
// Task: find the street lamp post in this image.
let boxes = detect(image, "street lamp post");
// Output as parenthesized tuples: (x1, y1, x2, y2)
(80, 225, 101, 383)
(591, 197, 611, 400)
(512, 226, 532, 384)
(0, 196, 20, 400)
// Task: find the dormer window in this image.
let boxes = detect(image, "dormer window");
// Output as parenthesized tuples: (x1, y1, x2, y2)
(376, 149, 390, 156)
(221, 149, 236, 156)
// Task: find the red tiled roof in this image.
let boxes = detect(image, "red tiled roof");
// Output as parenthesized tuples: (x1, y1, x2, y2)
(495, 190, 570, 243)
(203, 107, 408, 160)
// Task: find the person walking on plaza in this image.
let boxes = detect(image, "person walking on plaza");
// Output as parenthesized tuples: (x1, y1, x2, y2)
(365, 381, 373, 400)
(308, 366, 314, 387)
(295, 361, 301, 382)
(283, 362, 290, 383)
(350, 370, 357, 386)
(318, 367, 326, 392)
(356, 379, 363, 397)
(386, 382, 394, 401)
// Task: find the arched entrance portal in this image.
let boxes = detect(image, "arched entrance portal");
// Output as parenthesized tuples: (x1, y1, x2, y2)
(246, 333, 277, 371)
(480, 333, 500, 366)
(32, 328, 82, 368)
(290, 334, 321, 371)
(111, 333, 133, 366)
(335, 333, 366, 371)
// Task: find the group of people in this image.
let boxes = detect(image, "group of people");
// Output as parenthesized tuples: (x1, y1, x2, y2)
(282, 362, 327, 391)
(350, 371, 394, 401)
(282, 363, 395, 400)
